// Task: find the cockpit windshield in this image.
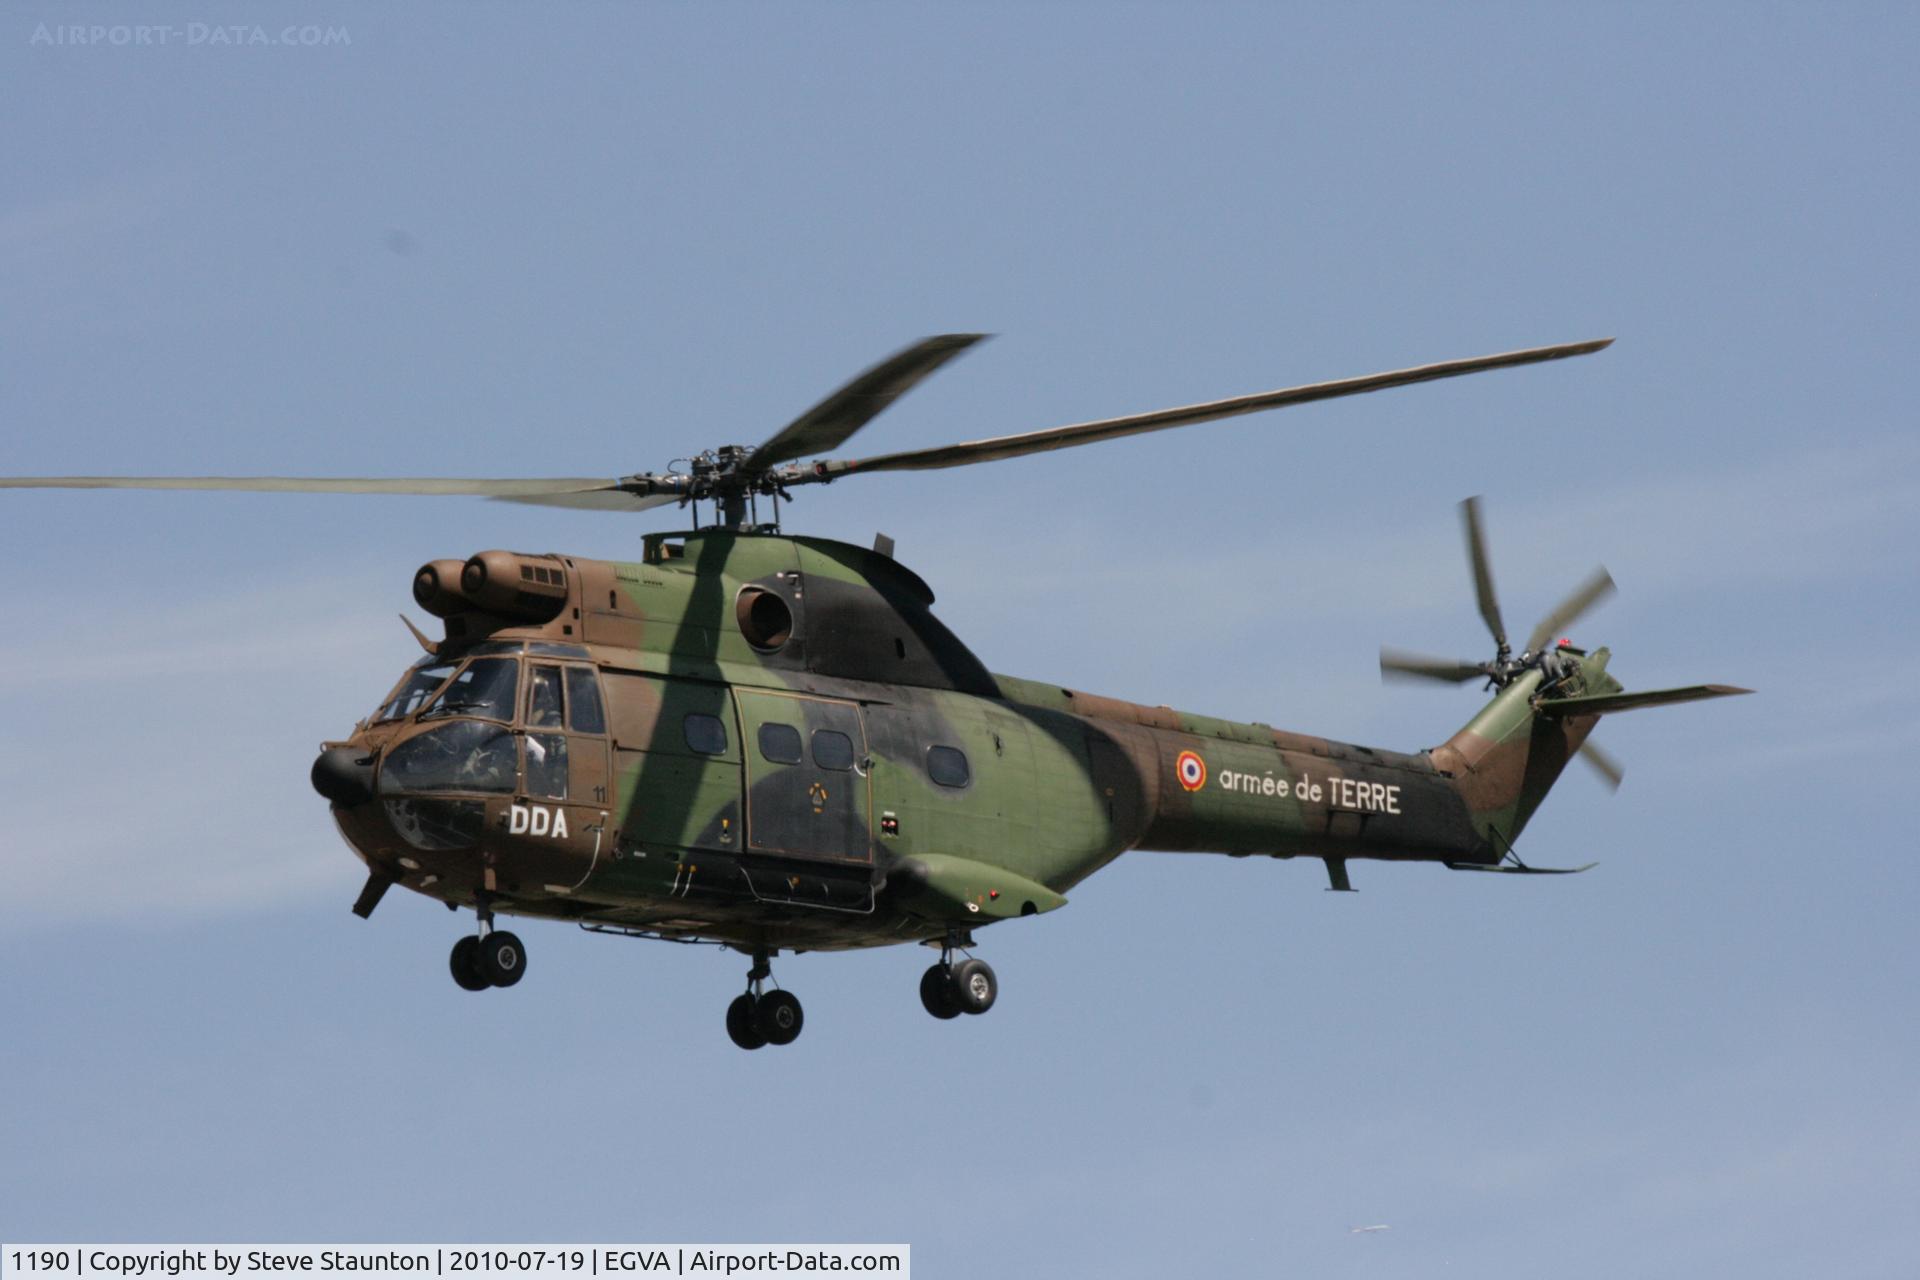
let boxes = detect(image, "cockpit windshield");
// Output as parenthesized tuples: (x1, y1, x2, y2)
(377, 660, 456, 722)
(420, 656, 520, 723)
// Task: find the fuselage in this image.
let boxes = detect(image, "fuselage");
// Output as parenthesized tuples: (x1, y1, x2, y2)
(321, 531, 1530, 954)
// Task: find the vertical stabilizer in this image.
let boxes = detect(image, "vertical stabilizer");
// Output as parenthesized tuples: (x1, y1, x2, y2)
(1429, 669, 1599, 850)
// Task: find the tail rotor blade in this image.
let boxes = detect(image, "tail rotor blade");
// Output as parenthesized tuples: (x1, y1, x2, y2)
(1578, 739, 1625, 791)
(1460, 496, 1509, 655)
(1380, 647, 1487, 684)
(1526, 566, 1617, 655)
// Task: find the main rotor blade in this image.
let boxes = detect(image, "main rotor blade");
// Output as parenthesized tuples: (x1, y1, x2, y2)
(491, 489, 680, 512)
(1525, 566, 1617, 654)
(1578, 739, 1625, 791)
(812, 338, 1611, 477)
(0, 475, 672, 511)
(744, 334, 988, 472)
(1460, 495, 1508, 654)
(1379, 646, 1487, 684)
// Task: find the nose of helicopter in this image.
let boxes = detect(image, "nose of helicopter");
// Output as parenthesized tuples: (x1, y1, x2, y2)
(311, 746, 375, 806)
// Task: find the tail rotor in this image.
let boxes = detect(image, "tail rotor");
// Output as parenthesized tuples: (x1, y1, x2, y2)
(1380, 496, 1625, 788)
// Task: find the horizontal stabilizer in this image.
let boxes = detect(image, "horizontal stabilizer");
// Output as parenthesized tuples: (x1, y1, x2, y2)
(1539, 684, 1752, 717)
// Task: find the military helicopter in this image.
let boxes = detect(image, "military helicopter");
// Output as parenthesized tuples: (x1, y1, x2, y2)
(2, 335, 1748, 1049)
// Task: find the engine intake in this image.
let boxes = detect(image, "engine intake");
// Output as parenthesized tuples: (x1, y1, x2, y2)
(411, 558, 474, 618)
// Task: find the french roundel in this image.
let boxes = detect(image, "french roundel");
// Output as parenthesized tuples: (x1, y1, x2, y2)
(1175, 750, 1207, 791)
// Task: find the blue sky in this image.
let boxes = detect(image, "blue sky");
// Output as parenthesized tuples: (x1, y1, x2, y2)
(2, 4, 1915, 1276)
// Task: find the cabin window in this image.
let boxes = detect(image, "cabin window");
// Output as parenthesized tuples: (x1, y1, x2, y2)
(527, 664, 565, 729)
(683, 713, 730, 756)
(565, 667, 606, 734)
(422, 657, 519, 723)
(812, 728, 855, 771)
(525, 733, 568, 799)
(758, 722, 804, 766)
(927, 745, 970, 788)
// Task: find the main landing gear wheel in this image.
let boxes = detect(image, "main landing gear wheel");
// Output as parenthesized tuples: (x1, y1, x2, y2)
(479, 931, 527, 988)
(920, 964, 960, 1019)
(949, 958, 997, 1015)
(725, 947, 803, 1050)
(754, 989, 804, 1045)
(727, 993, 767, 1050)
(446, 893, 527, 992)
(450, 936, 489, 992)
(919, 933, 998, 1019)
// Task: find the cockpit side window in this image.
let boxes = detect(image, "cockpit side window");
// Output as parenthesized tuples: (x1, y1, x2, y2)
(565, 666, 607, 735)
(525, 733, 569, 799)
(422, 657, 519, 723)
(527, 664, 565, 729)
(378, 662, 455, 721)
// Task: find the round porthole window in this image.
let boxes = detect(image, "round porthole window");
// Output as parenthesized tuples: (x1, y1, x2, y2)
(736, 585, 794, 651)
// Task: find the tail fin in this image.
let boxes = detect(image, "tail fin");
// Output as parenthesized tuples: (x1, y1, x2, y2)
(1431, 670, 1591, 852)
(1431, 648, 1751, 852)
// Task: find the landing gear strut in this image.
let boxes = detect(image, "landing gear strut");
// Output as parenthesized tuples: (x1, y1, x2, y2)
(726, 947, 804, 1050)
(448, 892, 527, 992)
(919, 930, 997, 1019)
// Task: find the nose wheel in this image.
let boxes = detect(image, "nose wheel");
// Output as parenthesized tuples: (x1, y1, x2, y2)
(726, 948, 804, 1050)
(447, 894, 526, 991)
(919, 932, 997, 1019)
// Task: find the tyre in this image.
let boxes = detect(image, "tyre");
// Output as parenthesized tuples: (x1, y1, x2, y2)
(754, 989, 805, 1046)
(920, 963, 960, 1019)
(949, 958, 997, 1015)
(449, 936, 489, 991)
(726, 993, 766, 1050)
(479, 930, 527, 988)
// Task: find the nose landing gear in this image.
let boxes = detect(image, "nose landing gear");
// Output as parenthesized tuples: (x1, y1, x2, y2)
(448, 893, 526, 991)
(919, 931, 997, 1019)
(726, 948, 804, 1050)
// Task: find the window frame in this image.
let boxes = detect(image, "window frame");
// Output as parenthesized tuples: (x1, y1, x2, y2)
(757, 721, 804, 766)
(926, 744, 971, 789)
(523, 731, 570, 800)
(375, 659, 457, 723)
(683, 712, 731, 757)
(419, 656, 521, 724)
(564, 666, 607, 735)
(811, 728, 856, 772)
(525, 662, 566, 730)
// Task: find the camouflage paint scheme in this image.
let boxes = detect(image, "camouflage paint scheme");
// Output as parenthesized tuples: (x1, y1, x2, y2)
(327, 530, 1621, 955)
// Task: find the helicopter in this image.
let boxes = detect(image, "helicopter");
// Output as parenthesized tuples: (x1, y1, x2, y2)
(2, 334, 1748, 1049)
